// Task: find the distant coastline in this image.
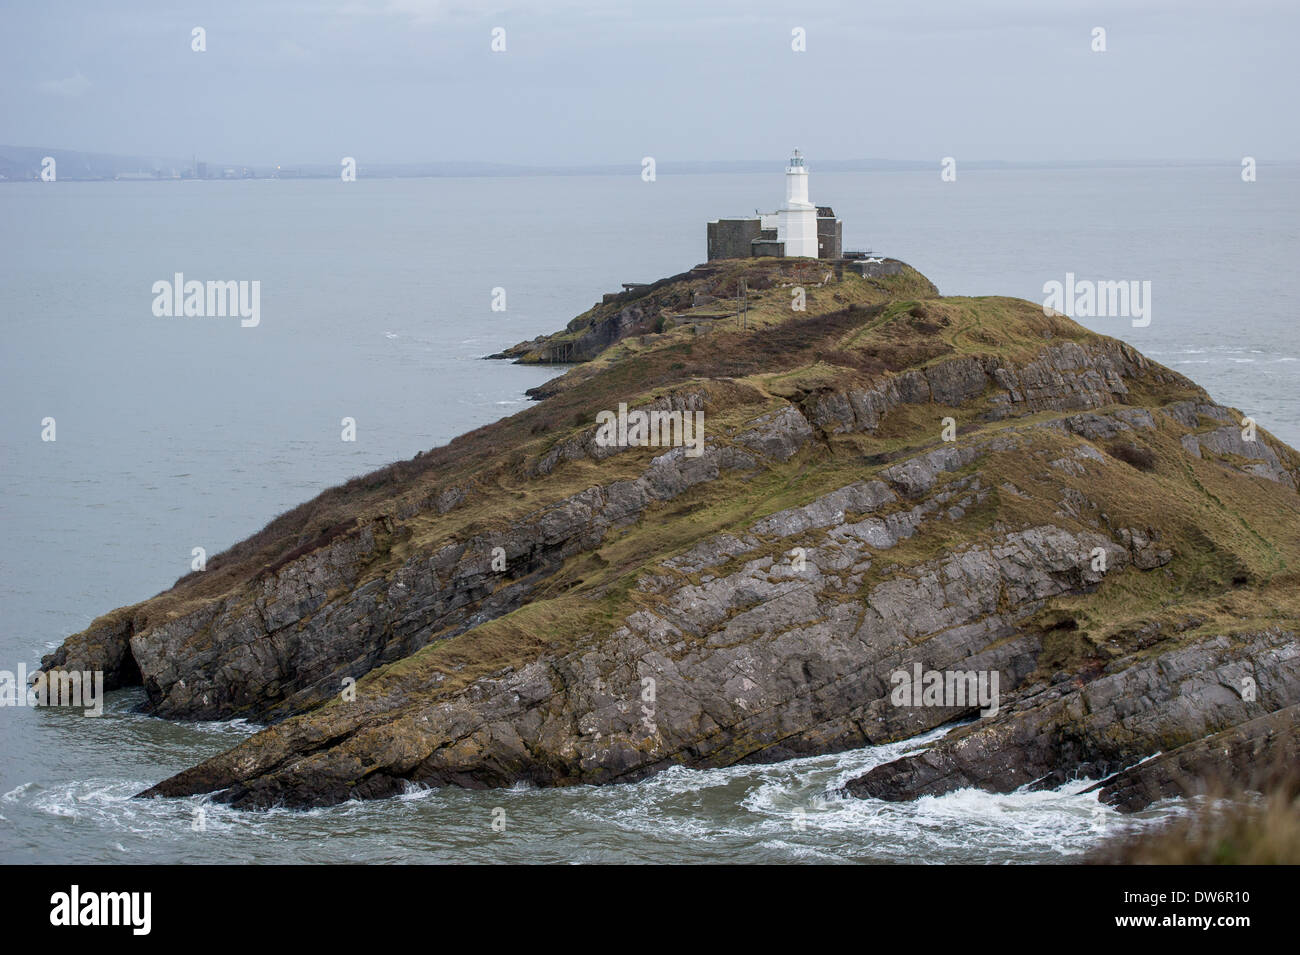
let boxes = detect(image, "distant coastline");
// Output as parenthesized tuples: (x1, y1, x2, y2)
(2, 144, 1291, 183)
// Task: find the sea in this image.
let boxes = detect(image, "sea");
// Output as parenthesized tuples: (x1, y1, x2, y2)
(2, 164, 1297, 863)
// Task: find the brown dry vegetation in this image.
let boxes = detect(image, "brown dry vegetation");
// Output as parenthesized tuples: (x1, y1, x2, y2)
(98, 259, 1300, 723)
(1090, 776, 1300, 865)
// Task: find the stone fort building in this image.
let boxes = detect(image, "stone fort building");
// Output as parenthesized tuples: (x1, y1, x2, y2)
(706, 150, 842, 261)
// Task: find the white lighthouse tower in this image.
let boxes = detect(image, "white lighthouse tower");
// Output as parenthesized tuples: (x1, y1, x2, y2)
(776, 149, 819, 258)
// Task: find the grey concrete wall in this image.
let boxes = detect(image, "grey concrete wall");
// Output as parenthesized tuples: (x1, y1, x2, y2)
(707, 218, 762, 260)
(846, 258, 905, 278)
(818, 218, 842, 259)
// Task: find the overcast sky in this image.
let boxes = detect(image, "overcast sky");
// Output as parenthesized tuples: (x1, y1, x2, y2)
(3, 0, 1297, 166)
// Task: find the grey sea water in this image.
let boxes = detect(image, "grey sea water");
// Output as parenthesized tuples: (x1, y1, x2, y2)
(2, 165, 1297, 863)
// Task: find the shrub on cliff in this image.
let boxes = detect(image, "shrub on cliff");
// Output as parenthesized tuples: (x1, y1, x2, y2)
(1089, 781, 1300, 864)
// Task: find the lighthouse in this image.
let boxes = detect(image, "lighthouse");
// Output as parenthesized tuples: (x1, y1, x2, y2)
(704, 152, 842, 261)
(776, 149, 819, 258)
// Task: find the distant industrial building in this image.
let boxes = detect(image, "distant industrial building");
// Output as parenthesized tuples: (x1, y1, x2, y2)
(707, 151, 842, 261)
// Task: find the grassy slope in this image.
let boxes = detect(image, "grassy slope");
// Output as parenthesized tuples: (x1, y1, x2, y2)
(84, 260, 1300, 723)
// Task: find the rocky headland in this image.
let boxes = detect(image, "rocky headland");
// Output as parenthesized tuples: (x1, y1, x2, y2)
(40, 257, 1300, 812)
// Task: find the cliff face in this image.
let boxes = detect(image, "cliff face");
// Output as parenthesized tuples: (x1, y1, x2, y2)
(42, 258, 1300, 811)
